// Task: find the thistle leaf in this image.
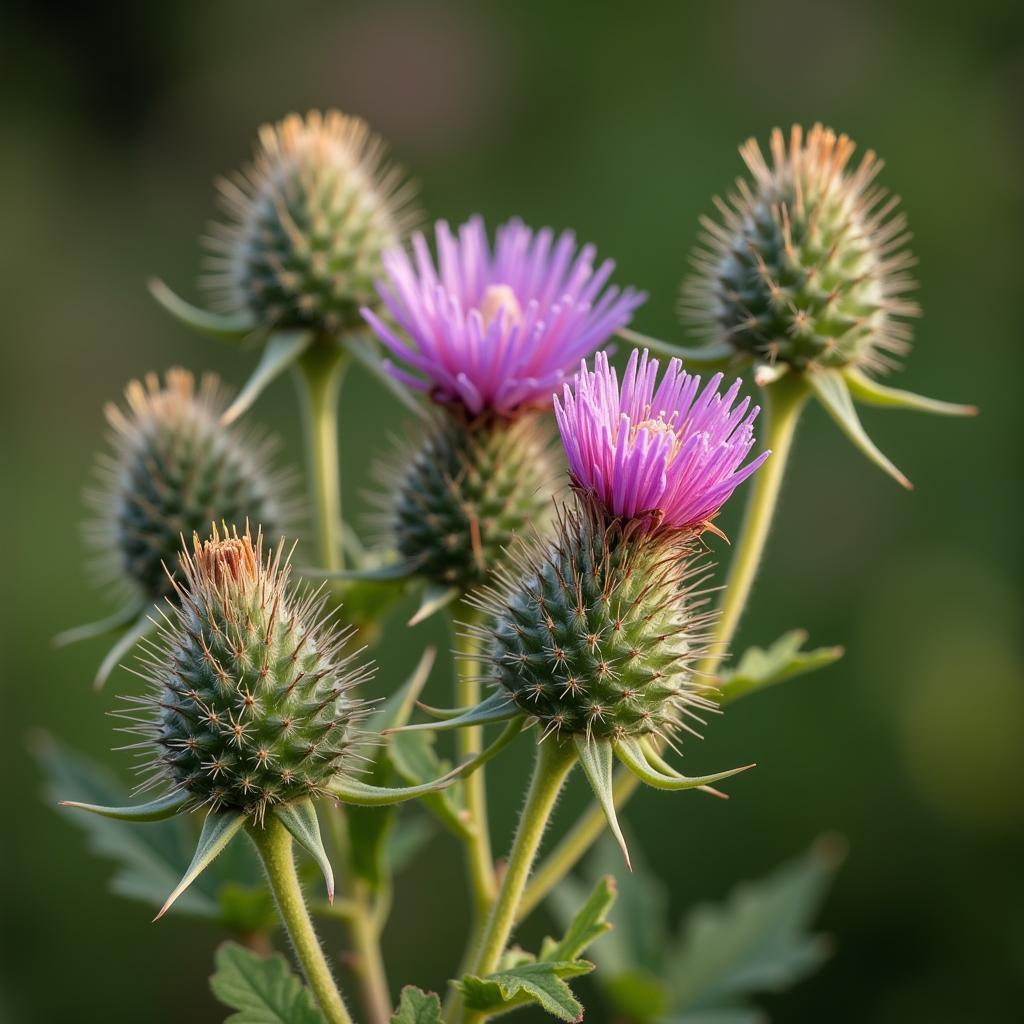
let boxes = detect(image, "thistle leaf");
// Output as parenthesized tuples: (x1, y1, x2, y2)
(717, 630, 844, 705)
(806, 367, 912, 488)
(329, 769, 459, 807)
(458, 961, 593, 1022)
(148, 278, 257, 342)
(273, 799, 334, 902)
(617, 327, 738, 369)
(60, 790, 190, 822)
(222, 330, 314, 424)
(540, 875, 616, 962)
(156, 810, 247, 920)
(668, 837, 845, 1016)
(390, 986, 442, 1024)
(393, 690, 519, 734)
(210, 941, 324, 1023)
(574, 735, 630, 869)
(387, 731, 469, 840)
(52, 601, 145, 648)
(614, 737, 753, 793)
(843, 366, 977, 417)
(407, 583, 460, 626)
(93, 603, 160, 690)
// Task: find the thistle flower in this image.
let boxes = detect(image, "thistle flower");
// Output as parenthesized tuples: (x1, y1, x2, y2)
(395, 350, 766, 864)
(151, 110, 420, 422)
(362, 215, 646, 416)
(677, 123, 974, 486)
(555, 349, 769, 532)
(57, 368, 296, 689)
(62, 526, 460, 917)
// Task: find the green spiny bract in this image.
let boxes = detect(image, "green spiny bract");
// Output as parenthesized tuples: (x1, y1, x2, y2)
(384, 411, 559, 592)
(88, 368, 294, 604)
(202, 110, 419, 335)
(683, 123, 919, 375)
(127, 527, 371, 821)
(472, 492, 715, 743)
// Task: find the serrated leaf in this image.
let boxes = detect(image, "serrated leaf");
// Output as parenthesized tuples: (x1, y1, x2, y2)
(717, 630, 844, 705)
(540, 875, 616, 962)
(210, 941, 324, 1023)
(390, 985, 442, 1024)
(669, 837, 845, 1015)
(35, 734, 218, 917)
(806, 367, 912, 488)
(459, 961, 593, 1022)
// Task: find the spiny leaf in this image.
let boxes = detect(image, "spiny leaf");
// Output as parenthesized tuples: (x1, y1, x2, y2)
(540, 875, 616, 963)
(843, 366, 977, 417)
(458, 961, 593, 1022)
(210, 941, 324, 1023)
(156, 810, 247, 920)
(390, 986, 442, 1024)
(668, 836, 846, 1015)
(574, 736, 630, 869)
(273, 799, 334, 903)
(222, 330, 314, 424)
(806, 367, 912, 488)
(717, 630, 844, 705)
(148, 278, 256, 342)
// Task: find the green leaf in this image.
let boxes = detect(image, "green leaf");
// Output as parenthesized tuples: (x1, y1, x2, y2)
(717, 630, 844, 705)
(668, 836, 846, 1016)
(806, 367, 912, 489)
(273, 799, 334, 902)
(540, 875, 616, 962)
(388, 730, 469, 839)
(843, 366, 977, 417)
(329, 769, 459, 807)
(222, 330, 314, 424)
(35, 734, 218, 917)
(574, 735, 630, 869)
(92, 603, 160, 690)
(395, 690, 519, 734)
(156, 809, 247, 919)
(407, 583, 460, 626)
(617, 328, 739, 370)
(148, 278, 257, 342)
(459, 961, 593, 1022)
(52, 601, 145, 648)
(390, 986, 442, 1024)
(604, 971, 672, 1024)
(60, 789, 190, 822)
(210, 941, 324, 1023)
(614, 737, 753, 794)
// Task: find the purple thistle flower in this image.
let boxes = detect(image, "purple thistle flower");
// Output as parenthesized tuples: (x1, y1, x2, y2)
(555, 349, 770, 531)
(362, 216, 645, 416)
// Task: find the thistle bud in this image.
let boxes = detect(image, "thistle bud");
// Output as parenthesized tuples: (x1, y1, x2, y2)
(684, 123, 918, 374)
(382, 411, 558, 594)
(133, 525, 369, 821)
(203, 110, 419, 335)
(89, 368, 294, 605)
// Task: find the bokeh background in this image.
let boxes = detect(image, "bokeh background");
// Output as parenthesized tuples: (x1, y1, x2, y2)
(3, 1, 1022, 1021)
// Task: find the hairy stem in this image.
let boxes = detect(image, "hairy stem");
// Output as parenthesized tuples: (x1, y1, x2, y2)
(466, 738, 577, 1013)
(248, 817, 353, 1024)
(453, 608, 497, 915)
(294, 342, 349, 575)
(518, 375, 809, 920)
(348, 881, 393, 1024)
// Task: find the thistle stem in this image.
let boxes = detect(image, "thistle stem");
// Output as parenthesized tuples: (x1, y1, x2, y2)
(295, 342, 349, 574)
(452, 608, 498, 915)
(349, 881, 393, 1024)
(465, 738, 577, 1014)
(700, 372, 810, 676)
(248, 817, 353, 1024)
(517, 374, 810, 921)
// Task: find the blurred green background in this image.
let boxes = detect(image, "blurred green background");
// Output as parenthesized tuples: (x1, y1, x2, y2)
(3, 1, 1022, 1021)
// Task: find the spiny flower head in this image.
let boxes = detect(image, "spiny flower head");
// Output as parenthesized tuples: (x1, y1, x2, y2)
(126, 525, 371, 822)
(88, 368, 295, 604)
(555, 349, 768, 532)
(203, 109, 419, 334)
(362, 215, 646, 416)
(683, 123, 918, 375)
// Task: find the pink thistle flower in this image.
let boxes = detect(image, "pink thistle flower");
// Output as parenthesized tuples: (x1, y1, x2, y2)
(555, 349, 770, 531)
(362, 216, 645, 416)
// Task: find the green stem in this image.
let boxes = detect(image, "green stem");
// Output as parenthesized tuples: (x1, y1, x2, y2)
(517, 374, 810, 922)
(294, 342, 349, 574)
(349, 881, 393, 1024)
(452, 608, 498, 916)
(699, 372, 809, 676)
(468, 738, 577, 995)
(248, 817, 353, 1024)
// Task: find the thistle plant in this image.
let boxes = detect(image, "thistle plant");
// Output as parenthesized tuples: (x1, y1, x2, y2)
(44, 113, 975, 1024)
